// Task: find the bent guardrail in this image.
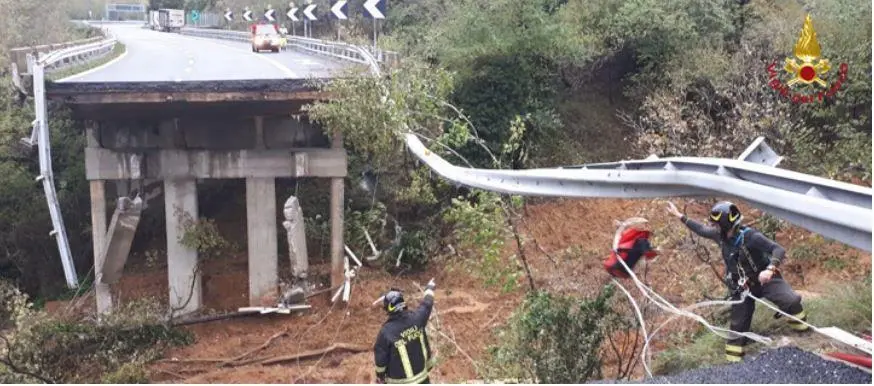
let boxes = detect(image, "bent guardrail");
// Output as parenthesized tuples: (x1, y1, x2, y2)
(403, 133, 872, 252)
(17, 35, 121, 289)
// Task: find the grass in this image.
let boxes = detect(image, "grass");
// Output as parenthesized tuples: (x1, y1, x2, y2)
(652, 276, 872, 376)
(46, 42, 126, 82)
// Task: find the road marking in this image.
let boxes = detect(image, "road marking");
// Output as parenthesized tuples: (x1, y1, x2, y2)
(180, 35, 298, 78)
(56, 49, 128, 82)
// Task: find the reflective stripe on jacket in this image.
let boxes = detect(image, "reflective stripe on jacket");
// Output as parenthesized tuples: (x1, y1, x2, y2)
(375, 294, 434, 383)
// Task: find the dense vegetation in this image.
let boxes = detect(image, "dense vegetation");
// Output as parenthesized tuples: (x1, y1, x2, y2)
(0, 0, 870, 382)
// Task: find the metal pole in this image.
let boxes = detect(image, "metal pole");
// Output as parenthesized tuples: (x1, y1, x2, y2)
(372, 18, 377, 52)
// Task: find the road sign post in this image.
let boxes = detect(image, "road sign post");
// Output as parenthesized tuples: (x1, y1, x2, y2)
(303, 1, 316, 38)
(330, 0, 347, 41)
(287, 3, 299, 36)
(363, 0, 385, 52)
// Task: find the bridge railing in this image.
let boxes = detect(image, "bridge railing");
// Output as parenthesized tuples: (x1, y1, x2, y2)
(37, 36, 118, 74)
(178, 27, 400, 68)
(10, 36, 104, 74)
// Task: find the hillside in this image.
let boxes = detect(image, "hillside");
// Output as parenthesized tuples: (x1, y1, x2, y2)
(41, 198, 867, 383)
(1, 0, 871, 383)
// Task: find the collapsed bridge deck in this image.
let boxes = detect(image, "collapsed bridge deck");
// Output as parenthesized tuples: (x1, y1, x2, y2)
(48, 78, 347, 316)
(46, 79, 330, 119)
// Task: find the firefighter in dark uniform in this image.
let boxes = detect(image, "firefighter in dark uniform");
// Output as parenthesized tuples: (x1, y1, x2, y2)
(667, 201, 809, 362)
(374, 280, 437, 384)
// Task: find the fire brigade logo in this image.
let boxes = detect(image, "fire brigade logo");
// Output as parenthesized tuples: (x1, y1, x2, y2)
(767, 14, 848, 104)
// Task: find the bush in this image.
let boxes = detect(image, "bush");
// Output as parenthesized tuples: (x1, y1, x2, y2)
(175, 208, 232, 259)
(486, 286, 620, 383)
(0, 280, 192, 383)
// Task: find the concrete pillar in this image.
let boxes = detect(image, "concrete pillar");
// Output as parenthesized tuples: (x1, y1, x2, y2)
(330, 131, 345, 296)
(164, 178, 201, 315)
(282, 196, 309, 284)
(90, 180, 112, 315)
(246, 177, 278, 306)
(87, 121, 113, 316)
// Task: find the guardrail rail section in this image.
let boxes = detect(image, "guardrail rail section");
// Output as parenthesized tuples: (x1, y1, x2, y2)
(179, 27, 399, 68)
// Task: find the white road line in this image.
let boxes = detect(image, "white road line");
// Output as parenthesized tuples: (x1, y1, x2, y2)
(56, 49, 128, 82)
(179, 34, 298, 78)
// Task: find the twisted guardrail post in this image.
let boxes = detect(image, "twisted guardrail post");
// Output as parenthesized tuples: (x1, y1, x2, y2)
(17, 34, 119, 289)
(30, 54, 79, 288)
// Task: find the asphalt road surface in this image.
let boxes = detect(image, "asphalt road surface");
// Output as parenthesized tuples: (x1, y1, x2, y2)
(59, 24, 350, 82)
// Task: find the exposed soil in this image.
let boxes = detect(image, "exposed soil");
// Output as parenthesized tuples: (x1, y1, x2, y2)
(47, 197, 871, 383)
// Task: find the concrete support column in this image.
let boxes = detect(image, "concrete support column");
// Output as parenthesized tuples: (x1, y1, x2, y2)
(330, 131, 345, 296)
(90, 180, 112, 315)
(164, 178, 201, 315)
(246, 177, 278, 306)
(87, 121, 112, 316)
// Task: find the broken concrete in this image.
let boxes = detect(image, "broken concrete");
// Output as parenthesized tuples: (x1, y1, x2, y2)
(282, 195, 309, 285)
(99, 196, 144, 285)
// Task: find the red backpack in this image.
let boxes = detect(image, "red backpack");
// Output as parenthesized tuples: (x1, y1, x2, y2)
(604, 225, 658, 278)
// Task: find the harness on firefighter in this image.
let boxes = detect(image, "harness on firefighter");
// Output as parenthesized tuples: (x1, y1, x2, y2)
(724, 227, 762, 298)
(604, 217, 658, 278)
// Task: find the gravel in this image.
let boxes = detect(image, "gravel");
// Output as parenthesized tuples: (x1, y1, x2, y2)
(637, 347, 872, 384)
(591, 347, 871, 384)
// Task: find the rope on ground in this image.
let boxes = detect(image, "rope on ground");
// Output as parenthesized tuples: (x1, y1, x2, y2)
(291, 284, 353, 383)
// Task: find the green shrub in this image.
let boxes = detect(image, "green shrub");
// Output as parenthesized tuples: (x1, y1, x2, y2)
(486, 286, 620, 382)
(174, 208, 231, 259)
(0, 280, 192, 383)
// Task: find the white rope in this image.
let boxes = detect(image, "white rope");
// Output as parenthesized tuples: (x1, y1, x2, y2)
(747, 292, 817, 330)
(608, 242, 773, 380)
(611, 277, 653, 377)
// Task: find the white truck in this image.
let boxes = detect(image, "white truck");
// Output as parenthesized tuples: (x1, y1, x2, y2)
(157, 8, 185, 32)
(148, 10, 160, 30)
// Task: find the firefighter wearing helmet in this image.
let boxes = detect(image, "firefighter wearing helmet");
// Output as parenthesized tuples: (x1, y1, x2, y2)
(373, 279, 437, 384)
(667, 201, 809, 363)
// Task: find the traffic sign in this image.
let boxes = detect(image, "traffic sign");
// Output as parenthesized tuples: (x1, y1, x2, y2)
(265, 9, 276, 21)
(363, 0, 385, 19)
(287, 7, 299, 22)
(224, 10, 233, 21)
(191, 10, 200, 22)
(303, 4, 317, 20)
(330, 0, 347, 20)
(243, 9, 253, 21)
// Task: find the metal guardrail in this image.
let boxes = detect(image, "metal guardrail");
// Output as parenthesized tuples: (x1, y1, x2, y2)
(404, 133, 872, 252)
(16, 34, 121, 289)
(179, 27, 400, 68)
(38, 37, 118, 74)
(10, 36, 104, 73)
